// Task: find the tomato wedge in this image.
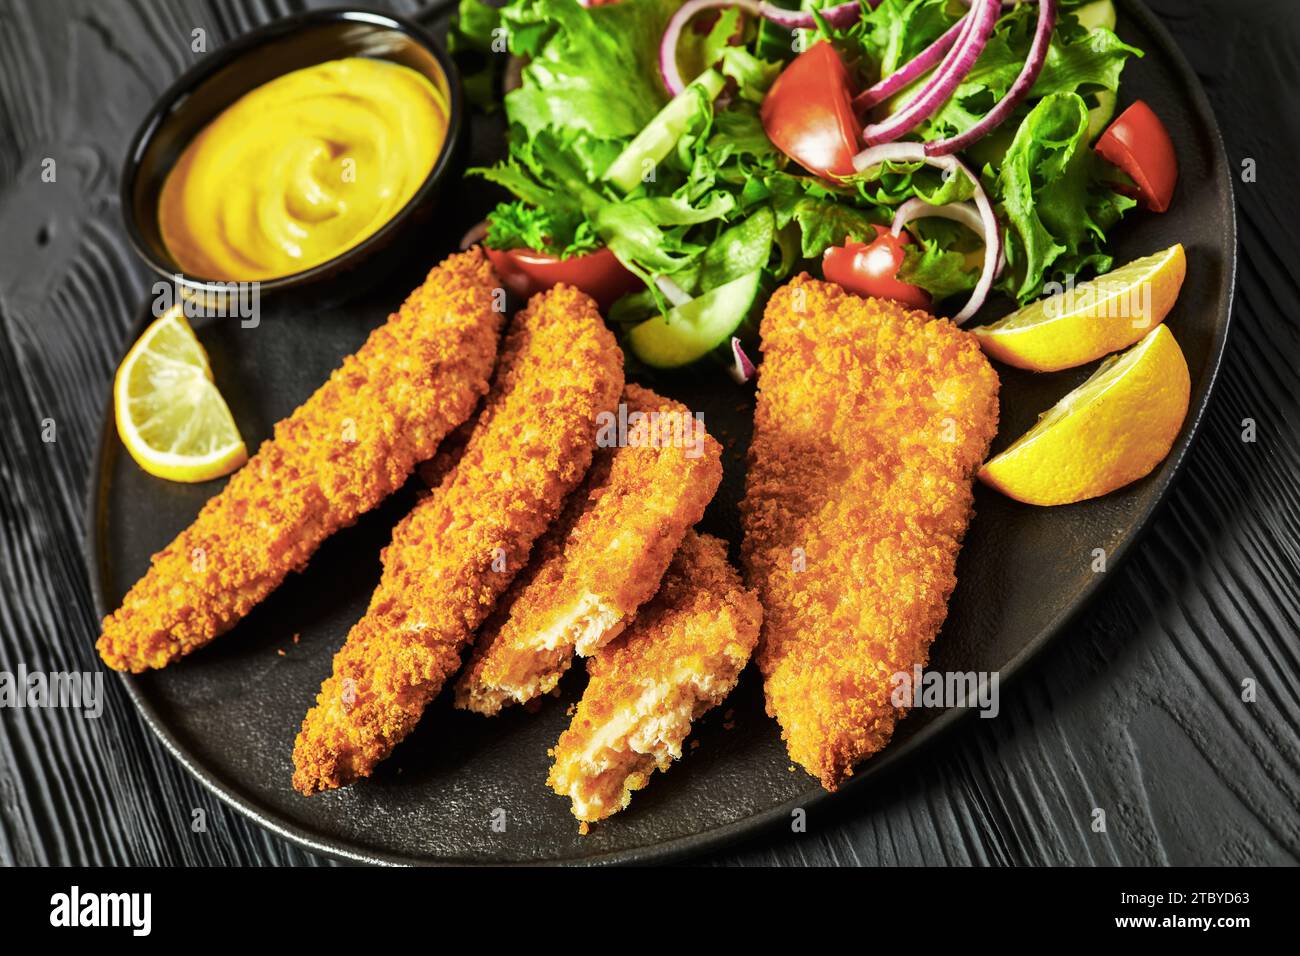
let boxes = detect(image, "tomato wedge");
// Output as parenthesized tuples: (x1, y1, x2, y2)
(1095, 100, 1179, 213)
(822, 226, 931, 311)
(484, 246, 641, 310)
(760, 42, 860, 181)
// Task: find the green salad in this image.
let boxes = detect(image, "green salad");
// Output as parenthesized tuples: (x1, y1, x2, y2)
(451, 0, 1144, 371)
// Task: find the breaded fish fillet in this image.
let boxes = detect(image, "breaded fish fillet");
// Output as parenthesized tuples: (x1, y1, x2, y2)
(97, 249, 504, 673)
(740, 276, 999, 790)
(454, 384, 723, 715)
(548, 531, 761, 826)
(292, 285, 623, 794)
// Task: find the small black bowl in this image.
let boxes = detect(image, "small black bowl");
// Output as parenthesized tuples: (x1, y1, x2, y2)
(120, 7, 465, 308)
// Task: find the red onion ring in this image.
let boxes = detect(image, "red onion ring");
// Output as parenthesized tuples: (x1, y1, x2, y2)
(758, 1, 871, 31)
(729, 337, 756, 384)
(926, 0, 1056, 155)
(460, 220, 489, 250)
(861, 0, 999, 146)
(660, 0, 757, 98)
(659, 0, 873, 97)
(655, 275, 692, 307)
(853, 16, 967, 112)
(891, 197, 1004, 279)
(853, 143, 999, 323)
(503, 55, 526, 94)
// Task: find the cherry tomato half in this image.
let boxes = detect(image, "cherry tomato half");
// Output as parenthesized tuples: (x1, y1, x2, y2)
(822, 226, 932, 311)
(485, 246, 641, 311)
(1095, 100, 1179, 213)
(760, 42, 861, 181)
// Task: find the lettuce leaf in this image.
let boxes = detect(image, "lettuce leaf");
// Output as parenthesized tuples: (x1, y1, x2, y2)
(900, 238, 981, 303)
(994, 92, 1136, 301)
(499, 0, 676, 143)
(485, 201, 601, 258)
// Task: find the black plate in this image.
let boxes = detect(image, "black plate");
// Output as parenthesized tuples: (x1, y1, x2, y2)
(86, 0, 1235, 865)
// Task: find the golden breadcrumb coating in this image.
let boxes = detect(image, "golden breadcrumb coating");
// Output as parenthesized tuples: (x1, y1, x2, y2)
(740, 276, 999, 791)
(454, 384, 723, 715)
(292, 285, 623, 794)
(97, 249, 504, 673)
(548, 532, 761, 824)
(415, 412, 478, 492)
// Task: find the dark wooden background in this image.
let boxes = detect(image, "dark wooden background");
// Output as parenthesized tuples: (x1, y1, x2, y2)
(1, 0, 1296, 866)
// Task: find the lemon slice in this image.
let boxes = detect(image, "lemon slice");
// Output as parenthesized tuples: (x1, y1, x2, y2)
(114, 306, 247, 482)
(978, 324, 1190, 506)
(973, 244, 1186, 372)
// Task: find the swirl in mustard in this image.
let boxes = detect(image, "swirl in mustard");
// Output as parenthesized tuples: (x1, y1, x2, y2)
(159, 58, 448, 281)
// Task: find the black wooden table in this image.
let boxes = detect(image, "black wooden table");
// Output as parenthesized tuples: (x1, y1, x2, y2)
(1, 0, 1296, 867)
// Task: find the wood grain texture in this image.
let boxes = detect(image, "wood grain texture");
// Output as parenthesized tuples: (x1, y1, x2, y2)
(0, 0, 1296, 866)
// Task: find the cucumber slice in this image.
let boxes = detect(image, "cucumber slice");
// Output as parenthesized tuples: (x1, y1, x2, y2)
(698, 208, 775, 291)
(628, 269, 762, 369)
(1075, 0, 1117, 32)
(603, 69, 725, 194)
(1087, 88, 1117, 141)
(1076, 2, 1118, 140)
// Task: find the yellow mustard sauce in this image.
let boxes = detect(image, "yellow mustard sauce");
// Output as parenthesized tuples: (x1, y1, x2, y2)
(159, 57, 448, 281)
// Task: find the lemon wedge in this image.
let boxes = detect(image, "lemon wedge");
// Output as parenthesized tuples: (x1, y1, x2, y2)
(978, 324, 1190, 506)
(973, 244, 1186, 372)
(114, 306, 247, 483)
